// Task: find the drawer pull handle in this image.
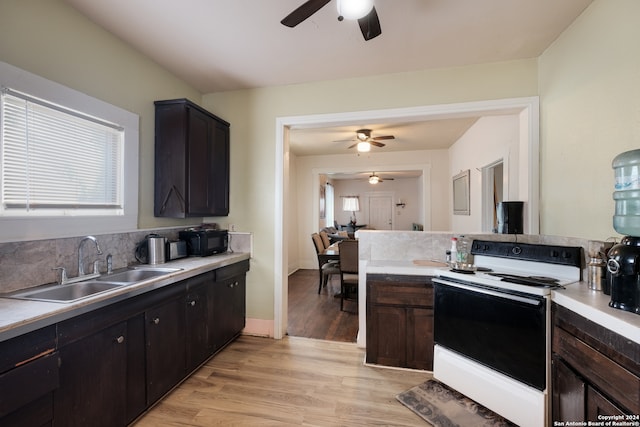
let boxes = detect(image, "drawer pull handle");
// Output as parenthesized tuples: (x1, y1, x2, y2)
(189, 300, 196, 307)
(152, 317, 160, 325)
(116, 335, 125, 344)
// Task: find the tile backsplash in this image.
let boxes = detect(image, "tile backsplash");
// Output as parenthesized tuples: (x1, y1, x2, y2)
(0, 228, 254, 294)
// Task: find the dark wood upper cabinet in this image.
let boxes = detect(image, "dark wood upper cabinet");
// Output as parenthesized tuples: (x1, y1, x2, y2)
(154, 98, 230, 218)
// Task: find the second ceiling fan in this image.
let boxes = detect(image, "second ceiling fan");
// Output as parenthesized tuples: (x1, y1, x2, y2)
(340, 128, 395, 152)
(281, 0, 382, 41)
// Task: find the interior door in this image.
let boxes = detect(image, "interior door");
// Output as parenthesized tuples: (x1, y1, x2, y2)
(369, 196, 393, 230)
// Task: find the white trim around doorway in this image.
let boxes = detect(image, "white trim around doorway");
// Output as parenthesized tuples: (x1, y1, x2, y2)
(274, 96, 540, 340)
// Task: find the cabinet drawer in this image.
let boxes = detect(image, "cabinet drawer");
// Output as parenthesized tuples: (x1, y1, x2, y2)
(215, 259, 250, 282)
(554, 326, 640, 413)
(0, 325, 56, 374)
(0, 352, 59, 418)
(368, 280, 433, 307)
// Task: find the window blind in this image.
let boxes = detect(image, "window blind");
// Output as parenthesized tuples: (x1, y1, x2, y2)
(1, 88, 124, 213)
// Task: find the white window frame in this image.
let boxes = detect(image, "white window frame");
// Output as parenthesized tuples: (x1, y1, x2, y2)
(0, 61, 139, 243)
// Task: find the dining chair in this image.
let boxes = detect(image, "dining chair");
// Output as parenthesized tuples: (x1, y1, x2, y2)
(319, 231, 331, 249)
(312, 233, 340, 293)
(338, 239, 359, 312)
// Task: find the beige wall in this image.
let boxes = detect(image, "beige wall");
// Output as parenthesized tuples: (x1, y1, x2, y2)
(6, 0, 629, 325)
(0, 0, 201, 231)
(539, 0, 640, 240)
(204, 62, 538, 320)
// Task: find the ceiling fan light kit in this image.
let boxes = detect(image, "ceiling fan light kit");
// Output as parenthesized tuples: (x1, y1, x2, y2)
(336, 0, 374, 20)
(357, 141, 371, 152)
(368, 174, 380, 184)
(281, 0, 382, 41)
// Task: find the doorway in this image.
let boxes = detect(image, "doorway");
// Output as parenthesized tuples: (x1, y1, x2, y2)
(482, 160, 505, 233)
(275, 97, 540, 340)
(368, 194, 393, 230)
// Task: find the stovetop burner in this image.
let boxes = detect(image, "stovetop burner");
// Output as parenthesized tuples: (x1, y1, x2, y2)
(487, 272, 562, 288)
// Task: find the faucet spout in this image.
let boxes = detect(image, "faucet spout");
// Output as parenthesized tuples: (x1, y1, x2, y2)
(78, 236, 103, 277)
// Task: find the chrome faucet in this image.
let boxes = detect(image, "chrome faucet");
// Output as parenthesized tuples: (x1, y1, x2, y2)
(78, 236, 103, 277)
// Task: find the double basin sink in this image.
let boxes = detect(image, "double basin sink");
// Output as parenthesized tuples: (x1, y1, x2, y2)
(6, 267, 182, 303)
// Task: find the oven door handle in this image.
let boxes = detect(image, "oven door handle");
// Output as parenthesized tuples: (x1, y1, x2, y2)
(433, 279, 544, 306)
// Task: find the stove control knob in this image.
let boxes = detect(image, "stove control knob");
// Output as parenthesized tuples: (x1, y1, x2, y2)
(512, 246, 522, 255)
(550, 250, 559, 258)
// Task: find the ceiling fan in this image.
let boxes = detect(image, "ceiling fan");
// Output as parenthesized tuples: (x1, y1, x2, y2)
(337, 128, 395, 152)
(367, 172, 393, 184)
(281, 0, 382, 41)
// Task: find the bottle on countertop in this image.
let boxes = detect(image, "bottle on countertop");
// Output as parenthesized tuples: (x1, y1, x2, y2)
(457, 235, 469, 263)
(450, 237, 458, 265)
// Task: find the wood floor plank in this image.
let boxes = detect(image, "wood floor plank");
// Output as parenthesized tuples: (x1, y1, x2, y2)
(134, 336, 431, 426)
(287, 270, 359, 342)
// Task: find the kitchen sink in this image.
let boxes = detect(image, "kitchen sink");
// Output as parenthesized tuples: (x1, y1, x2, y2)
(3, 267, 183, 303)
(96, 267, 182, 284)
(7, 281, 125, 303)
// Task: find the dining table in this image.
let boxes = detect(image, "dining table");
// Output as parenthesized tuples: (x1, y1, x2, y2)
(319, 243, 340, 265)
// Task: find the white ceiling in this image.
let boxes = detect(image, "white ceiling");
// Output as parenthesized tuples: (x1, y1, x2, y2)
(63, 0, 592, 162)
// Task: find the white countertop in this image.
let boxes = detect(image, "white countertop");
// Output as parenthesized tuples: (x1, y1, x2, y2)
(0, 252, 250, 342)
(366, 260, 447, 276)
(363, 260, 640, 345)
(552, 282, 640, 344)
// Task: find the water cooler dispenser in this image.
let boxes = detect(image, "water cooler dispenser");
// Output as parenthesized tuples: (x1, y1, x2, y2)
(607, 149, 640, 314)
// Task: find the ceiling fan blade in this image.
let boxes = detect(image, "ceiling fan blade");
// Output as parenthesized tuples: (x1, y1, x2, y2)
(358, 6, 381, 41)
(370, 141, 386, 147)
(348, 142, 358, 149)
(372, 135, 394, 141)
(281, 0, 331, 27)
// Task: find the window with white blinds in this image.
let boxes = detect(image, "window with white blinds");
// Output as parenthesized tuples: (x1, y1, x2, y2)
(1, 88, 124, 215)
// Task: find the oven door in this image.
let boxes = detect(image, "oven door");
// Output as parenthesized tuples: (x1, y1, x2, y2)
(433, 278, 547, 391)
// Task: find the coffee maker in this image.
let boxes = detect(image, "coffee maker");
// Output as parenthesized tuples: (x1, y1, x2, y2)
(606, 236, 640, 314)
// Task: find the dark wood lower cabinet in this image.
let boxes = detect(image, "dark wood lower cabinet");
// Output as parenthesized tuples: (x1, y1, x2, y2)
(186, 273, 214, 371)
(145, 296, 186, 405)
(0, 325, 58, 427)
(0, 260, 250, 427)
(552, 303, 639, 422)
(212, 274, 246, 350)
(55, 322, 128, 427)
(366, 274, 434, 370)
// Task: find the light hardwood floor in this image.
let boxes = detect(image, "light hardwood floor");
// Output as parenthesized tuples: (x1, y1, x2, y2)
(134, 335, 432, 426)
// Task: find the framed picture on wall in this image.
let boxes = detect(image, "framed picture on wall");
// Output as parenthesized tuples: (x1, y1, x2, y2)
(453, 170, 470, 215)
(319, 185, 326, 219)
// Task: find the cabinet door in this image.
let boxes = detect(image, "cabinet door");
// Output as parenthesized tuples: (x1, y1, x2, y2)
(208, 119, 229, 216)
(55, 322, 128, 427)
(186, 106, 211, 215)
(587, 385, 626, 420)
(552, 355, 586, 422)
(154, 99, 230, 218)
(406, 307, 434, 370)
(211, 275, 246, 351)
(366, 305, 407, 367)
(366, 275, 434, 369)
(146, 297, 186, 405)
(186, 283, 211, 371)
